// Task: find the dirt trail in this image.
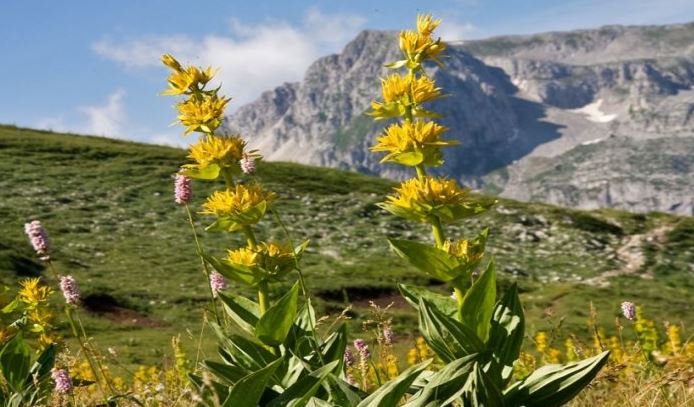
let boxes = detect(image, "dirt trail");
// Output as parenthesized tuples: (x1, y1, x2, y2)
(584, 225, 672, 287)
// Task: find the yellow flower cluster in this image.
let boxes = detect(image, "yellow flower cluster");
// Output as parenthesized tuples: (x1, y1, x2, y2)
(202, 184, 276, 219)
(161, 54, 217, 96)
(161, 54, 228, 136)
(18, 277, 51, 306)
(176, 94, 230, 135)
(17, 278, 58, 347)
(382, 176, 473, 223)
(370, 73, 443, 120)
(188, 134, 246, 167)
(443, 238, 485, 265)
(407, 336, 433, 366)
(226, 241, 295, 275)
(398, 14, 446, 69)
(371, 120, 456, 166)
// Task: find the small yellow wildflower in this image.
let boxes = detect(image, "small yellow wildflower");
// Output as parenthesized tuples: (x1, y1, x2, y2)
(371, 120, 456, 167)
(385, 354, 399, 379)
(37, 333, 59, 349)
(665, 324, 681, 355)
(535, 331, 548, 354)
(188, 135, 247, 167)
(370, 73, 443, 120)
(564, 337, 578, 362)
(406, 348, 419, 366)
(18, 278, 52, 307)
(176, 94, 229, 135)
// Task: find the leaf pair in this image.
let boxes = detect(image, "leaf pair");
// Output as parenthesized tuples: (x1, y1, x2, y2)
(389, 228, 489, 283)
(218, 282, 300, 346)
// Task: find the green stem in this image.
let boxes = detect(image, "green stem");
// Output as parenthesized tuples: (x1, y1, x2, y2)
(430, 217, 445, 248)
(221, 167, 235, 188)
(243, 225, 258, 249)
(271, 208, 325, 365)
(415, 164, 427, 179)
(47, 262, 111, 398)
(185, 204, 221, 325)
(257, 281, 270, 316)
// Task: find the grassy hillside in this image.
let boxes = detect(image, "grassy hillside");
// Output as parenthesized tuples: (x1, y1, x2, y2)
(1, 124, 692, 366)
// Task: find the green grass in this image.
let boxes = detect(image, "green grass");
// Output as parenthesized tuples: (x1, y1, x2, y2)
(1, 124, 691, 368)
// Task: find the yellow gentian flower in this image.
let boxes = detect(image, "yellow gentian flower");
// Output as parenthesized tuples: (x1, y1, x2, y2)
(371, 120, 456, 166)
(161, 58, 218, 96)
(380, 176, 491, 223)
(176, 94, 229, 135)
(188, 135, 246, 167)
(18, 278, 52, 307)
(202, 184, 276, 230)
(416, 14, 442, 37)
(442, 237, 485, 266)
(370, 73, 443, 120)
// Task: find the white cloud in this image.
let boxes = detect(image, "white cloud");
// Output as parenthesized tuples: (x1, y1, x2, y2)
(78, 89, 127, 137)
(36, 90, 129, 139)
(439, 20, 477, 41)
(92, 9, 367, 107)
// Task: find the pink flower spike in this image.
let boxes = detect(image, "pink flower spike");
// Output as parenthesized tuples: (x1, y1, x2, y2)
(59, 275, 81, 305)
(24, 220, 51, 261)
(174, 174, 192, 204)
(51, 368, 73, 394)
(209, 272, 227, 298)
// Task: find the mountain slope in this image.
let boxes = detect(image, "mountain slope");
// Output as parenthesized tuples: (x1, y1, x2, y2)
(1, 125, 692, 365)
(224, 22, 694, 215)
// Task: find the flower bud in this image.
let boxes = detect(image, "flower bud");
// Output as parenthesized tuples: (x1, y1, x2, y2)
(209, 272, 227, 298)
(621, 301, 636, 321)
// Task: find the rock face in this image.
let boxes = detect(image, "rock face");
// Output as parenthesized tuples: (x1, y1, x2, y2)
(225, 23, 694, 215)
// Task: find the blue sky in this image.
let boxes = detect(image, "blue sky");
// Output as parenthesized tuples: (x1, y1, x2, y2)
(2, 0, 693, 146)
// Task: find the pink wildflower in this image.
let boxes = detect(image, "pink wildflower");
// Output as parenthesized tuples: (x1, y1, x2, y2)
(24, 220, 51, 261)
(59, 275, 81, 305)
(174, 174, 192, 204)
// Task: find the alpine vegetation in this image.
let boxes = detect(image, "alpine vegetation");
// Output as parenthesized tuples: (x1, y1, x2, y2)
(1, 13, 691, 407)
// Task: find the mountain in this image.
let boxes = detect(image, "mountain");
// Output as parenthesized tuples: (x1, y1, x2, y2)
(224, 22, 694, 216)
(2, 126, 691, 365)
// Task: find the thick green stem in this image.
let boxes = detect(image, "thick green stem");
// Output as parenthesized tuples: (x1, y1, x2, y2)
(415, 164, 427, 179)
(185, 204, 221, 325)
(243, 225, 258, 249)
(257, 281, 270, 316)
(431, 217, 445, 248)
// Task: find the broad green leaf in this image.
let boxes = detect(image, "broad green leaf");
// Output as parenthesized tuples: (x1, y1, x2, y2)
(189, 373, 230, 406)
(203, 361, 248, 385)
(389, 239, 465, 282)
(218, 292, 260, 335)
(389, 151, 424, 166)
(210, 324, 276, 372)
(460, 259, 497, 342)
(458, 363, 504, 407)
(403, 354, 479, 407)
(26, 342, 56, 387)
(256, 282, 300, 346)
(320, 324, 348, 364)
(0, 333, 31, 392)
(487, 283, 525, 386)
(266, 361, 340, 407)
(384, 60, 408, 69)
(356, 360, 431, 407)
(224, 358, 283, 407)
(324, 374, 364, 407)
(417, 298, 485, 363)
(179, 163, 221, 180)
(398, 284, 457, 318)
(204, 254, 262, 286)
(503, 351, 610, 407)
(1, 296, 20, 314)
